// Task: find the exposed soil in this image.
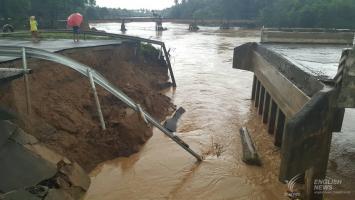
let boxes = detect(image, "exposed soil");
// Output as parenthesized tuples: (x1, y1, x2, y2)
(0, 43, 175, 171)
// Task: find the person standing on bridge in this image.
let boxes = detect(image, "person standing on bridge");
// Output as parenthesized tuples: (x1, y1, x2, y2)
(72, 25, 80, 42)
(29, 16, 39, 43)
(67, 13, 83, 43)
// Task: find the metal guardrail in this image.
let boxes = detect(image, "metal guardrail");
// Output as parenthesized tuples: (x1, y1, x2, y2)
(0, 68, 31, 83)
(0, 29, 162, 45)
(0, 29, 177, 87)
(0, 45, 202, 161)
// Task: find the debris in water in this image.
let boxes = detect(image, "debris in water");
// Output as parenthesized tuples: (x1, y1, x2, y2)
(239, 127, 262, 166)
(164, 107, 186, 132)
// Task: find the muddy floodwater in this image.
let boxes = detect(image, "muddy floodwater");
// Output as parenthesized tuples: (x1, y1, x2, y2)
(85, 23, 355, 199)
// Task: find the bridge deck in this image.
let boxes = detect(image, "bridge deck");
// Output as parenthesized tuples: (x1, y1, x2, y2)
(0, 39, 122, 63)
(265, 44, 346, 79)
(89, 18, 257, 25)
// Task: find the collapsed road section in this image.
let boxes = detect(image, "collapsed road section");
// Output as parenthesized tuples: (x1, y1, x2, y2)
(0, 45, 202, 161)
(0, 67, 90, 199)
(0, 39, 202, 199)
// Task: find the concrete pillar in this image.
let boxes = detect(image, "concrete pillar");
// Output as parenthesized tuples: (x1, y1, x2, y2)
(333, 108, 345, 132)
(274, 108, 285, 147)
(258, 86, 265, 115)
(304, 121, 333, 200)
(262, 92, 271, 123)
(268, 99, 277, 134)
(279, 90, 338, 198)
(121, 20, 127, 32)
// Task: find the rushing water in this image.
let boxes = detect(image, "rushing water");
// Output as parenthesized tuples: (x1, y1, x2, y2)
(85, 22, 354, 199)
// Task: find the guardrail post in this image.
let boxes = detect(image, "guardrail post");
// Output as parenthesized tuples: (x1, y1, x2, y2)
(22, 48, 32, 115)
(134, 41, 141, 57)
(162, 43, 177, 87)
(158, 47, 163, 60)
(87, 69, 106, 130)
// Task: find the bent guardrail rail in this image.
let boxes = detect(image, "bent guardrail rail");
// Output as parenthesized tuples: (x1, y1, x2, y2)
(0, 45, 203, 161)
(0, 68, 31, 83)
(0, 29, 177, 87)
(233, 42, 355, 200)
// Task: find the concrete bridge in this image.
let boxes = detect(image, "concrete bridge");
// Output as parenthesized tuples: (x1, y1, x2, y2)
(89, 18, 257, 31)
(90, 18, 256, 25)
(233, 43, 355, 200)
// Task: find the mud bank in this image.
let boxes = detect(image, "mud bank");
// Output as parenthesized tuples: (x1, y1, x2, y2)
(0, 42, 175, 172)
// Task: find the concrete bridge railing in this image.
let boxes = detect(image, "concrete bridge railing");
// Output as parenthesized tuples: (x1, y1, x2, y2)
(233, 42, 355, 200)
(261, 28, 355, 45)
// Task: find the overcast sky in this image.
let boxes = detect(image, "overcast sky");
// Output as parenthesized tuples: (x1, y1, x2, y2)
(96, 0, 174, 10)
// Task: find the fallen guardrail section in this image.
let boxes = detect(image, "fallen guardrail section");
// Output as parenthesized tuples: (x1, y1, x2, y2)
(0, 46, 203, 161)
(0, 68, 31, 83)
(233, 42, 355, 200)
(0, 29, 177, 87)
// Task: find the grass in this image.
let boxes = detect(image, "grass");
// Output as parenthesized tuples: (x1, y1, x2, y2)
(140, 43, 160, 58)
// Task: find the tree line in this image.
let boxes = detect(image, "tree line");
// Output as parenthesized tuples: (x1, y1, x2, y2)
(165, 0, 355, 29)
(0, 0, 155, 29)
(85, 7, 152, 20)
(165, 0, 263, 20)
(0, 0, 96, 28)
(1, 0, 355, 29)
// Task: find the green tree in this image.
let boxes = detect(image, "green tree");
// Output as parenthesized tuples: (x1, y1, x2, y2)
(0, 0, 30, 25)
(0, 0, 94, 29)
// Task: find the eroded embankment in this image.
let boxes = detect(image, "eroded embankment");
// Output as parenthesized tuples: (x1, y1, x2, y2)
(0, 43, 175, 171)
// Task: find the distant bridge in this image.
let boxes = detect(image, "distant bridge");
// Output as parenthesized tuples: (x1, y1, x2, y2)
(89, 17, 257, 26)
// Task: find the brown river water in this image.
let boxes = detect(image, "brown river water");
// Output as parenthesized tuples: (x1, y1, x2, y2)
(85, 23, 354, 200)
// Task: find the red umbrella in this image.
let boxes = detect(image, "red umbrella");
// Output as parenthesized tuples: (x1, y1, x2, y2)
(67, 13, 83, 27)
